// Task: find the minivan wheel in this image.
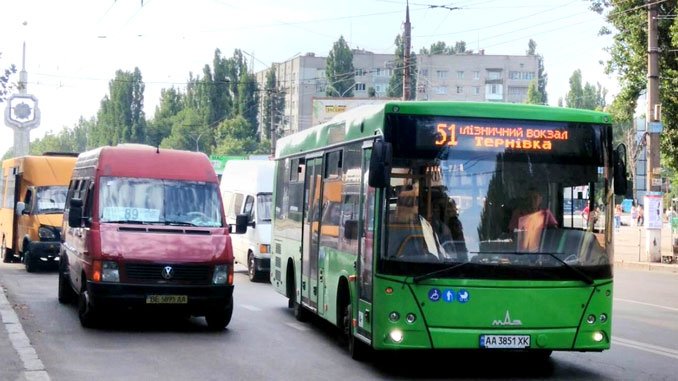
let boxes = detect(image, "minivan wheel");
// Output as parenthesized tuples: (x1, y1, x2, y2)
(78, 283, 97, 328)
(205, 298, 233, 331)
(1, 238, 11, 263)
(58, 266, 76, 304)
(247, 253, 259, 282)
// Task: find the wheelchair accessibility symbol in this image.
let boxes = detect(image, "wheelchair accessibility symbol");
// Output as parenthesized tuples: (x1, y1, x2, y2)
(428, 288, 441, 302)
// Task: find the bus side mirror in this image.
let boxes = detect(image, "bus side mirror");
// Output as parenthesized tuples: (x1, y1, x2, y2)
(613, 144, 628, 196)
(15, 202, 26, 216)
(68, 198, 83, 228)
(368, 139, 392, 188)
(234, 214, 249, 234)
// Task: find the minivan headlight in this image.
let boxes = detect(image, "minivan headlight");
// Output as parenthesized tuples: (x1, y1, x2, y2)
(213, 265, 229, 284)
(38, 226, 56, 240)
(101, 261, 120, 282)
(259, 244, 270, 254)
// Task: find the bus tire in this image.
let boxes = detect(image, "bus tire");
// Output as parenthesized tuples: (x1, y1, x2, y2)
(345, 303, 371, 361)
(23, 248, 36, 273)
(293, 300, 308, 322)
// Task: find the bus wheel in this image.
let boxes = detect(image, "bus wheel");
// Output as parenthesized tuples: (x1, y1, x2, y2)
(342, 303, 370, 361)
(1, 238, 11, 263)
(293, 300, 308, 322)
(23, 249, 36, 273)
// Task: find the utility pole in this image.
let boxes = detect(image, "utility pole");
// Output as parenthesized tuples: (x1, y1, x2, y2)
(402, 1, 411, 101)
(270, 89, 276, 155)
(645, 0, 662, 262)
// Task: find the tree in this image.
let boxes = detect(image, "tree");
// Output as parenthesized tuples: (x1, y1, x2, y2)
(213, 116, 259, 155)
(388, 34, 417, 99)
(160, 108, 210, 153)
(262, 67, 285, 141)
(147, 87, 184, 147)
(237, 70, 259, 135)
(526, 39, 548, 104)
(566, 69, 606, 110)
(525, 80, 543, 105)
(325, 36, 355, 97)
(590, 1, 678, 169)
(0, 53, 16, 103)
(94, 68, 146, 146)
(419, 41, 468, 55)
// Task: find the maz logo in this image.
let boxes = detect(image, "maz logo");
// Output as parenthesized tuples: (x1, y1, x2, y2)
(492, 310, 523, 326)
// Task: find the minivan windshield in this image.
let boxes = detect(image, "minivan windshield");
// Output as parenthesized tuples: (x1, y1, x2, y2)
(99, 177, 223, 227)
(257, 193, 273, 222)
(35, 186, 68, 214)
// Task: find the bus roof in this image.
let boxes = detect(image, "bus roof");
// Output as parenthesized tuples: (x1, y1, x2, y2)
(275, 101, 612, 158)
(2, 155, 77, 186)
(75, 145, 218, 183)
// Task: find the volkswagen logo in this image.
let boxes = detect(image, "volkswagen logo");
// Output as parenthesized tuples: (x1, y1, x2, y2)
(161, 266, 174, 280)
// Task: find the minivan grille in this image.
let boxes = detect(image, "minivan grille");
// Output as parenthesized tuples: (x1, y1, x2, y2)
(125, 263, 212, 284)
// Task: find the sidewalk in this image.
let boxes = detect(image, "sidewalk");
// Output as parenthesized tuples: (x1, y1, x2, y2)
(613, 222, 678, 274)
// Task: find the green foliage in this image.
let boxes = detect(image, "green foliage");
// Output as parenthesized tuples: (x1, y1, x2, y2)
(147, 87, 184, 147)
(565, 69, 606, 110)
(213, 116, 259, 155)
(1, 52, 17, 103)
(28, 117, 95, 155)
(325, 36, 355, 97)
(525, 80, 543, 105)
(93, 68, 146, 146)
(262, 67, 285, 142)
(237, 70, 259, 132)
(388, 34, 417, 99)
(419, 41, 468, 55)
(590, 1, 678, 169)
(160, 108, 210, 153)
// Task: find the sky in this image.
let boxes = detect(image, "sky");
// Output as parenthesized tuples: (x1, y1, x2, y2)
(0, 0, 619, 156)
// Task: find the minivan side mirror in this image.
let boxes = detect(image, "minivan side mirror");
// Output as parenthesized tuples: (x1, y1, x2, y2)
(368, 139, 392, 188)
(234, 213, 249, 234)
(613, 144, 628, 196)
(68, 198, 84, 228)
(15, 202, 26, 216)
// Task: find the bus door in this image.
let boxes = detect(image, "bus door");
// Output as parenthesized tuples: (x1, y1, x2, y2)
(301, 156, 323, 312)
(356, 146, 374, 340)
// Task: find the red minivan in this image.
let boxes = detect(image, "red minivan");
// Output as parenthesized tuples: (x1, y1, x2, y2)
(58, 144, 237, 330)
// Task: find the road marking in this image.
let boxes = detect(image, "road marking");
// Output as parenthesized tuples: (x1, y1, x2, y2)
(285, 322, 309, 332)
(240, 304, 262, 312)
(615, 298, 678, 312)
(613, 336, 678, 360)
(0, 286, 51, 381)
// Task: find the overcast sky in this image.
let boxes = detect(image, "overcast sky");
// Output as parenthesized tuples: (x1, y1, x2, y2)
(0, 0, 618, 156)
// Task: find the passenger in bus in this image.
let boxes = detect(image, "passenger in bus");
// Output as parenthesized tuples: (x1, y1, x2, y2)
(430, 195, 467, 259)
(508, 188, 557, 252)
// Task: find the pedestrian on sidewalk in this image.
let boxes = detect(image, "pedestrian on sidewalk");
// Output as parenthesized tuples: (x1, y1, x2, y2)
(637, 204, 644, 226)
(614, 204, 622, 231)
(631, 204, 638, 226)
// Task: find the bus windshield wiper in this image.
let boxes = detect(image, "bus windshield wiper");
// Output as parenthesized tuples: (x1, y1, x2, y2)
(523, 251, 594, 285)
(413, 261, 472, 283)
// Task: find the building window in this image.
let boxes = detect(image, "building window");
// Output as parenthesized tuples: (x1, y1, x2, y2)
(437, 70, 448, 79)
(355, 83, 366, 91)
(420, 69, 428, 76)
(508, 87, 528, 96)
(317, 69, 326, 78)
(490, 84, 500, 94)
(487, 70, 501, 80)
(473, 71, 480, 80)
(473, 86, 480, 95)
(435, 86, 448, 95)
(509, 71, 535, 80)
(456, 71, 464, 79)
(456, 86, 463, 94)
(355, 68, 364, 76)
(375, 84, 385, 93)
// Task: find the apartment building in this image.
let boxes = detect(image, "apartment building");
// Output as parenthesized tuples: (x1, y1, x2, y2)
(256, 50, 539, 138)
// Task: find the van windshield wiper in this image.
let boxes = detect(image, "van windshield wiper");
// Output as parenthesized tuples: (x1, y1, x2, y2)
(413, 261, 473, 283)
(164, 221, 198, 227)
(105, 220, 159, 225)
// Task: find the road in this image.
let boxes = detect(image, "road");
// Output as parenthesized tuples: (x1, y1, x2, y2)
(1, 263, 677, 381)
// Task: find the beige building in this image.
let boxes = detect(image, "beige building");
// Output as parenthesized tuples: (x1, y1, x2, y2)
(256, 50, 539, 139)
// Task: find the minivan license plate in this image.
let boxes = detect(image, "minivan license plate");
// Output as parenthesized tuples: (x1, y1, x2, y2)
(146, 295, 188, 304)
(479, 335, 530, 349)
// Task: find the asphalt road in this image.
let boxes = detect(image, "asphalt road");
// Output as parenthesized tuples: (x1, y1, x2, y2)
(1, 263, 677, 381)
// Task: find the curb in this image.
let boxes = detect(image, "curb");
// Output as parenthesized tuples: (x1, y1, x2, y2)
(614, 260, 678, 274)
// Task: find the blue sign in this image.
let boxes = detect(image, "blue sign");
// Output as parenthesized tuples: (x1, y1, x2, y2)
(648, 122, 663, 133)
(428, 288, 441, 302)
(457, 289, 470, 303)
(443, 289, 455, 303)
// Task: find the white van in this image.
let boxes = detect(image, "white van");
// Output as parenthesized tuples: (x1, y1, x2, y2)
(220, 160, 274, 282)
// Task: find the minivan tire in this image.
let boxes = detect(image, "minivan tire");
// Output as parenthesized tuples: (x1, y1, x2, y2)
(205, 299, 233, 331)
(247, 253, 260, 282)
(1, 238, 12, 263)
(23, 249, 36, 273)
(78, 282, 97, 328)
(58, 266, 76, 304)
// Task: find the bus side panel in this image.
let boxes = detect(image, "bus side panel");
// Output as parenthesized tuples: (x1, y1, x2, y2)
(318, 246, 355, 324)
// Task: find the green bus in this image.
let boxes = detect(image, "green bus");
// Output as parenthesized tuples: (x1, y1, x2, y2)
(268, 101, 628, 359)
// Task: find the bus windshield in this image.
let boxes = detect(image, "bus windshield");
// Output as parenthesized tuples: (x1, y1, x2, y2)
(99, 177, 223, 227)
(380, 115, 612, 280)
(35, 186, 68, 214)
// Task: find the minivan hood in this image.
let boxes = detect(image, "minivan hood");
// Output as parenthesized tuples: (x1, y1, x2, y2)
(99, 224, 231, 263)
(36, 214, 63, 228)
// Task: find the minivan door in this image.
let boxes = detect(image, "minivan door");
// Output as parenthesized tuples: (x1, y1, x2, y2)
(301, 157, 323, 313)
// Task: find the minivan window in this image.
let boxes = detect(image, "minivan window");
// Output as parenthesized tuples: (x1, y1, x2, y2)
(258, 193, 272, 222)
(35, 186, 68, 214)
(100, 177, 223, 227)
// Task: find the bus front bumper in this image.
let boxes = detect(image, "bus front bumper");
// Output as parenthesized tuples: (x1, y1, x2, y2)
(27, 241, 61, 262)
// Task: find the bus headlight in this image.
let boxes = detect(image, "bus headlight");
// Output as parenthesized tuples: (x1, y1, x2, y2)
(213, 265, 229, 284)
(259, 244, 270, 254)
(38, 226, 56, 240)
(101, 261, 119, 282)
(593, 331, 604, 342)
(389, 329, 404, 343)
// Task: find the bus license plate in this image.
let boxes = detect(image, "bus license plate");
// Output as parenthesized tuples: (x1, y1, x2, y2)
(146, 295, 188, 304)
(480, 335, 530, 349)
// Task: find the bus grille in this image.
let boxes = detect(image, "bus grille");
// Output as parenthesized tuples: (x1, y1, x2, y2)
(124, 264, 211, 284)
